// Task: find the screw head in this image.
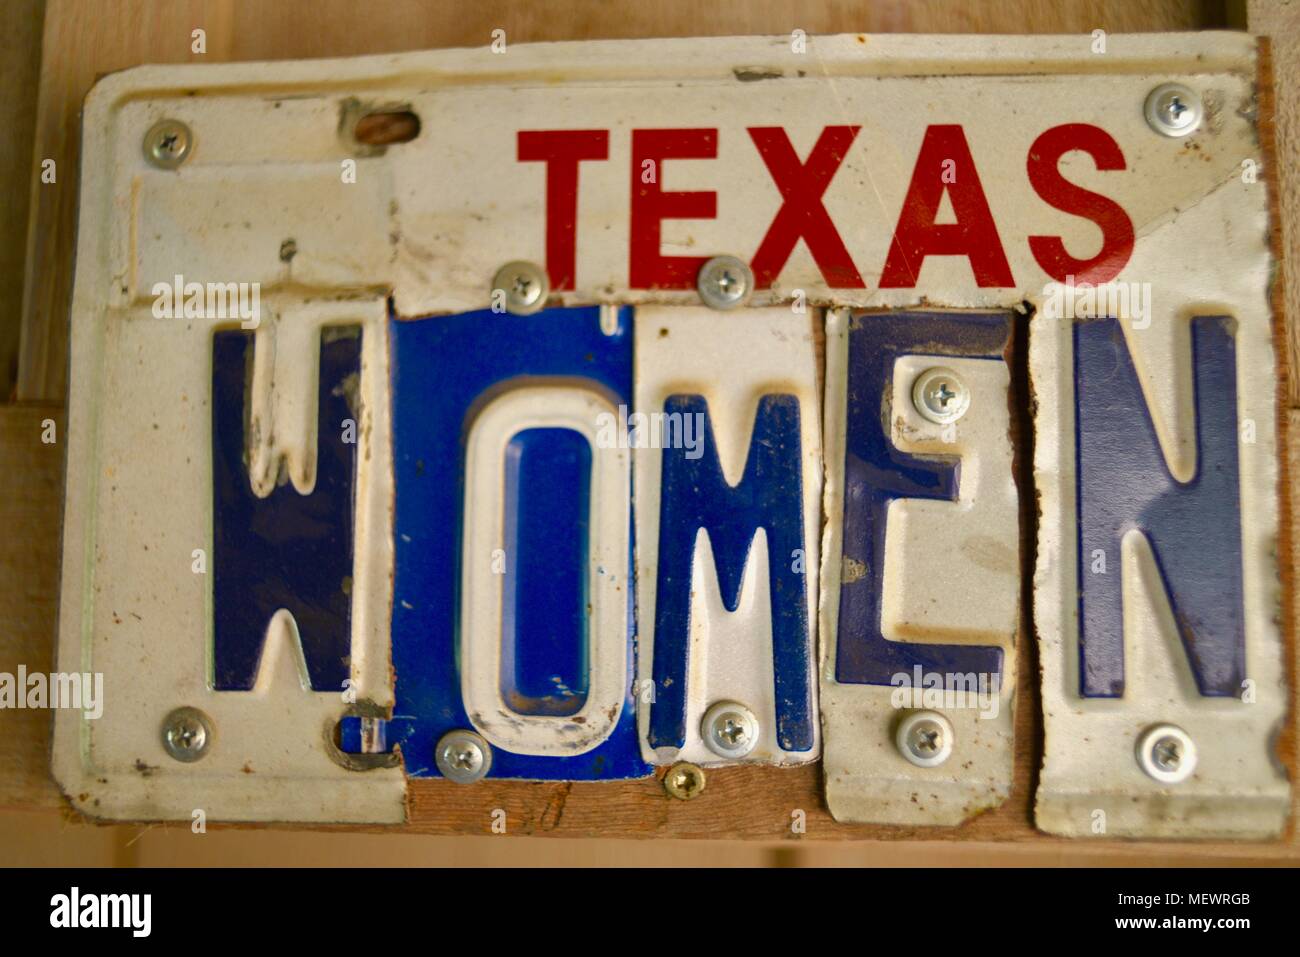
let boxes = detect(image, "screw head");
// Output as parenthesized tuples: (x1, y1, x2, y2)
(912, 366, 970, 424)
(663, 762, 706, 800)
(896, 710, 954, 768)
(162, 707, 213, 762)
(144, 119, 193, 169)
(1144, 83, 1202, 138)
(491, 261, 549, 315)
(696, 255, 753, 311)
(435, 729, 492, 783)
(1136, 724, 1197, 784)
(702, 700, 759, 759)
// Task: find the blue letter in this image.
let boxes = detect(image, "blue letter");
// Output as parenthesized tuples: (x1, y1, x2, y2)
(834, 312, 1009, 686)
(1074, 316, 1244, 697)
(212, 328, 360, 691)
(649, 395, 814, 752)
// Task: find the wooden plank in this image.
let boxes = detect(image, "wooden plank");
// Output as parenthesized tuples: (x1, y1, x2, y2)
(0, 0, 45, 400)
(9, 0, 1299, 864)
(17, 0, 1221, 401)
(0, 808, 122, 865)
(0, 404, 66, 810)
(1251, 0, 1300, 408)
(111, 827, 1300, 866)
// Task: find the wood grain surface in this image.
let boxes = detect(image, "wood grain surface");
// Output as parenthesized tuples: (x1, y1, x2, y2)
(0, 405, 65, 811)
(1251, 0, 1300, 408)
(0, 0, 45, 399)
(4, 0, 1299, 864)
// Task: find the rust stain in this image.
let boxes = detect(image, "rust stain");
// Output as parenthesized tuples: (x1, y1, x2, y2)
(353, 109, 421, 146)
(539, 782, 573, 831)
(1257, 38, 1297, 840)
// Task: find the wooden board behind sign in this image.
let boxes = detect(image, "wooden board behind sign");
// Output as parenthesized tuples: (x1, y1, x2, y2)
(2, 0, 1298, 864)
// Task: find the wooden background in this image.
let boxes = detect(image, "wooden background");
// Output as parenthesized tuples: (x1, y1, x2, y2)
(2, 0, 1297, 866)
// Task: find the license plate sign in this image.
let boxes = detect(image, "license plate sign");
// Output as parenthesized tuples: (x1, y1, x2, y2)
(52, 34, 1290, 838)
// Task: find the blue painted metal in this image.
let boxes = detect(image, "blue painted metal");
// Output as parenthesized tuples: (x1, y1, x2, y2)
(389, 304, 649, 779)
(1074, 316, 1245, 697)
(648, 394, 815, 752)
(211, 328, 360, 692)
(834, 312, 1009, 687)
(338, 715, 388, 753)
(502, 427, 591, 717)
(339, 716, 364, 753)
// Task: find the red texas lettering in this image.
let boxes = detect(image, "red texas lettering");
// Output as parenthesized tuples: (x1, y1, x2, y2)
(747, 125, 866, 289)
(518, 129, 610, 291)
(629, 128, 718, 290)
(517, 123, 1132, 291)
(1026, 123, 1134, 284)
(879, 124, 1013, 288)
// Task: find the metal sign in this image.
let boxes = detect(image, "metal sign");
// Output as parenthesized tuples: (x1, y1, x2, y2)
(51, 33, 1289, 839)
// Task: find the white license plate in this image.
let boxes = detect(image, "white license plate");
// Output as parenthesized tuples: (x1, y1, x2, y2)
(51, 33, 1289, 837)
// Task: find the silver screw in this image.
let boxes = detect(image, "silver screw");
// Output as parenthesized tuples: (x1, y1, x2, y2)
(696, 255, 753, 311)
(663, 762, 706, 800)
(702, 700, 759, 759)
(1144, 83, 1202, 138)
(1136, 724, 1196, 783)
(162, 707, 213, 762)
(491, 261, 549, 315)
(896, 710, 954, 768)
(912, 366, 970, 424)
(435, 729, 492, 783)
(144, 119, 193, 169)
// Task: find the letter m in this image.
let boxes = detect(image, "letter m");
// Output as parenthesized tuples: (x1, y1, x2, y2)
(1074, 317, 1245, 697)
(648, 394, 814, 751)
(211, 328, 361, 690)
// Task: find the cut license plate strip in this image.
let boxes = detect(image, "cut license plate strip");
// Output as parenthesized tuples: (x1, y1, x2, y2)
(50, 33, 1290, 838)
(1031, 186, 1289, 839)
(820, 308, 1020, 826)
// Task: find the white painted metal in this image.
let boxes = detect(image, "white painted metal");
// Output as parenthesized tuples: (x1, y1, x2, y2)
(54, 297, 405, 823)
(50, 32, 1287, 831)
(820, 311, 1020, 824)
(1030, 165, 1289, 838)
(633, 305, 822, 767)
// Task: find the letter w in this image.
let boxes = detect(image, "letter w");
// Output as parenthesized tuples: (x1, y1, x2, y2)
(211, 329, 361, 690)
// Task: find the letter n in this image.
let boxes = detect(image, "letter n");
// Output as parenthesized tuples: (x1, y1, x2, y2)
(1074, 317, 1244, 696)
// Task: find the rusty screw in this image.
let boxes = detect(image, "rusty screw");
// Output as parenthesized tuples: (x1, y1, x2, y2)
(144, 119, 193, 169)
(663, 761, 706, 800)
(162, 706, 213, 762)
